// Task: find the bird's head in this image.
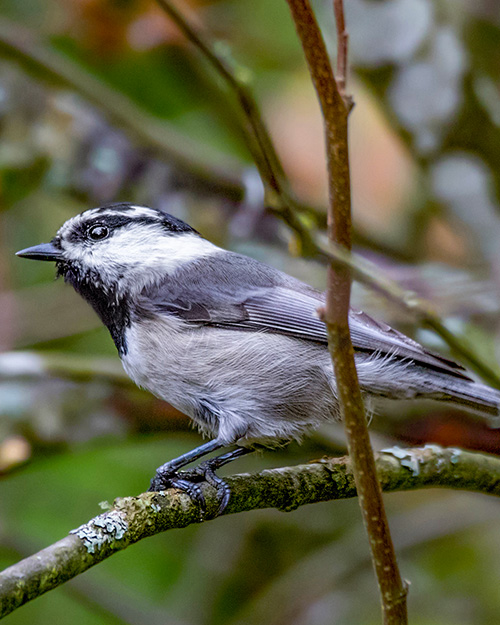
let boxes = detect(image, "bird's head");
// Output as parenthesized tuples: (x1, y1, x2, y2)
(17, 203, 214, 299)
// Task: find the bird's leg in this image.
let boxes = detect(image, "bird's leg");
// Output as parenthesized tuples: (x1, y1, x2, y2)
(149, 439, 224, 492)
(179, 447, 254, 516)
(149, 442, 253, 517)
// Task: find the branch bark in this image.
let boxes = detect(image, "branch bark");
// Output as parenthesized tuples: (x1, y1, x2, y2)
(333, 0, 349, 100)
(2, 445, 499, 619)
(284, 1, 408, 622)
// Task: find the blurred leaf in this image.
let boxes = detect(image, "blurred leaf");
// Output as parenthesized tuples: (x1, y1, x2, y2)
(0, 158, 50, 208)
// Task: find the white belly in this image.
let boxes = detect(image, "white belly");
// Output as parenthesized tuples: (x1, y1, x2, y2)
(121, 316, 337, 444)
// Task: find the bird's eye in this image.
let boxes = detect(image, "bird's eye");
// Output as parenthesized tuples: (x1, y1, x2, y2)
(87, 225, 109, 241)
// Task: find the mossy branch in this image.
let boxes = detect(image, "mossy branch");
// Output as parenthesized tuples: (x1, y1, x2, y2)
(1, 445, 500, 619)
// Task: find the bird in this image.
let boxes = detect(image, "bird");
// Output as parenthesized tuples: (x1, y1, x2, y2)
(16, 202, 500, 514)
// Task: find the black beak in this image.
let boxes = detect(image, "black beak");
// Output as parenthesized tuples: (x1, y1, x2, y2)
(16, 242, 62, 262)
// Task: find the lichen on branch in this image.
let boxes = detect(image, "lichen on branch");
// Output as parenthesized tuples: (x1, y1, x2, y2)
(2, 445, 500, 619)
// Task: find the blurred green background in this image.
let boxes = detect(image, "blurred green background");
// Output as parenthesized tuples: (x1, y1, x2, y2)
(2, 0, 500, 623)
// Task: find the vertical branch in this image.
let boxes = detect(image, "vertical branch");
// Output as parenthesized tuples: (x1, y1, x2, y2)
(333, 0, 348, 99)
(284, 1, 408, 623)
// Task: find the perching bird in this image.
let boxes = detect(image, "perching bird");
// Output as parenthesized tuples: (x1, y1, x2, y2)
(17, 203, 500, 513)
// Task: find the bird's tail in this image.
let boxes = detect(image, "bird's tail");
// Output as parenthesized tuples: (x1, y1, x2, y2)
(424, 378, 500, 422)
(358, 355, 500, 423)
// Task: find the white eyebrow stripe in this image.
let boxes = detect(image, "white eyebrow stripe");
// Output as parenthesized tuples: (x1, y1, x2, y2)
(127, 205, 162, 218)
(58, 205, 163, 235)
(94, 206, 161, 221)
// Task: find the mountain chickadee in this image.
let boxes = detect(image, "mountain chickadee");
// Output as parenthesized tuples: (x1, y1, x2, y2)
(17, 203, 500, 513)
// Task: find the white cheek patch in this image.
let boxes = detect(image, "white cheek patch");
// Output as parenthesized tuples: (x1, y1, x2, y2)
(62, 228, 220, 295)
(95, 229, 219, 272)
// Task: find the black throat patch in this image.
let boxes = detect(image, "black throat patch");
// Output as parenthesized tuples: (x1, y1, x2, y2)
(58, 262, 130, 355)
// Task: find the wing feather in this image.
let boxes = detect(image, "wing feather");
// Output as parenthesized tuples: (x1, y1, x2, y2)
(137, 253, 470, 380)
(240, 291, 469, 379)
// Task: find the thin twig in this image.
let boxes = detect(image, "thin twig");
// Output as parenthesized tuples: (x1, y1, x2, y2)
(155, 0, 285, 193)
(284, 1, 408, 622)
(154, 0, 322, 255)
(2, 446, 499, 619)
(333, 0, 348, 102)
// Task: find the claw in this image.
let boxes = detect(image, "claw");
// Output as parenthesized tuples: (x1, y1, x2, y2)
(148, 445, 251, 518)
(195, 462, 231, 515)
(148, 460, 232, 518)
(149, 471, 207, 521)
(168, 478, 206, 510)
(180, 461, 232, 516)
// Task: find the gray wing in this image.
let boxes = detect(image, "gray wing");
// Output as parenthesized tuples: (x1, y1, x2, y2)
(236, 290, 469, 380)
(348, 309, 470, 379)
(138, 253, 469, 380)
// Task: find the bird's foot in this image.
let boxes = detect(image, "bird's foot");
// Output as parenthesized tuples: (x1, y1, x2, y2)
(149, 459, 231, 519)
